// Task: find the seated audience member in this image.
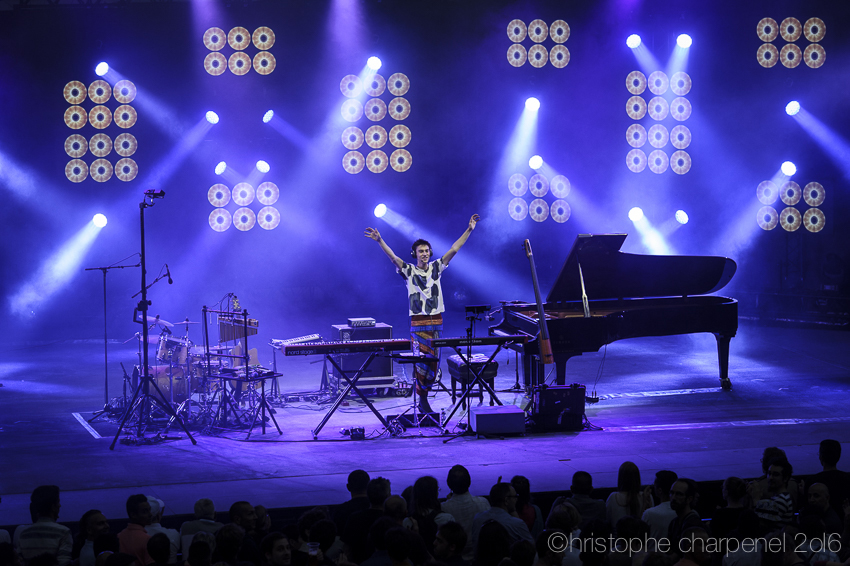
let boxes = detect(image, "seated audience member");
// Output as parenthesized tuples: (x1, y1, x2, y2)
(753, 448, 800, 509)
(667, 480, 701, 553)
(799, 483, 843, 535)
(510, 477, 543, 541)
(145, 498, 179, 564)
(146, 533, 171, 566)
(470, 483, 534, 552)
(709, 477, 746, 540)
(811, 440, 850, 520)
(403, 476, 454, 552)
(472, 521, 511, 566)
(255, 507, 272, 542)
(641, 471, 678, 542)
(333, 470, 371, 534)
(532, 531, 563, 566)
(342, 477, 391, 564)
(384, 528, 417, 566)
(575, 521, 611, 566)
(796, 516, 841, 565)
(509, 538, 536, 566)
(307, 520, 339, 565)
(542, 502, 581, 566)
(93, 533, 120, 566)
(360, 517, 396, 566)
(229, 501, 262, 565)
(211, 524, 244, 566)
(605, 517, 651, 566)
(562, 473, 605, 529)
(432, 522, 468, 566)
(606, 463, 651, 533)
(383, 496, 408, 526)
(440, 465, 490, 561)
(189, 532, 216, 558)
(117, 495, 152, 566)
(73, 510, 110, 566)
(672, 528, 710, 566)
(749, 458, 795, 532)
(13, 485, 73, 566)
(180, 499, 223, 558)
(185, 540, 212, 566)
(261, 532, 291, 566)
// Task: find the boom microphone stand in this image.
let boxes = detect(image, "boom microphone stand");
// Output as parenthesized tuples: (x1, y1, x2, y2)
(110, 190, 197, 449)
(85, 254, 140, 422)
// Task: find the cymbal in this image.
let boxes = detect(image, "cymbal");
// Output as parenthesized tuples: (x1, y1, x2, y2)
(146, 316, 173, 327)
(176, 320, 201, 324)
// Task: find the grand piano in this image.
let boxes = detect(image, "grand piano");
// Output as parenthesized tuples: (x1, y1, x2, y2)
(490, 234, 738, 390)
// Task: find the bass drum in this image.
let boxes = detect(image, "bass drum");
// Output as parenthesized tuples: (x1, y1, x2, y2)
(149, 365, 193, 404)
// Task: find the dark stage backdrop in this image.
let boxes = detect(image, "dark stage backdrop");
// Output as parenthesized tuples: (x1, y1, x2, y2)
(0, 0, 848, 346)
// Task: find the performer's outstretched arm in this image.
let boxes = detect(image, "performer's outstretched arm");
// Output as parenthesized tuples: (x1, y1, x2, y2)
(442, 214, 480, 265)
(365, 227, 404, 269)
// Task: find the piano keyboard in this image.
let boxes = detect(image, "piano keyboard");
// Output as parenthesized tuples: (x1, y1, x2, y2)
(282, 338, 411, 356)
(271, 334, 322, 349)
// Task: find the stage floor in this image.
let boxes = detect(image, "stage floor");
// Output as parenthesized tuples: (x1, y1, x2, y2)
(2, 322, 849, 527)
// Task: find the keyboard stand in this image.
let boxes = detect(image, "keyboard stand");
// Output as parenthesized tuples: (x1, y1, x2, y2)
(311, 352, 395, 439)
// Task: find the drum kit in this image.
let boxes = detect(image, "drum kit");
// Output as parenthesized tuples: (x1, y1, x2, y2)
(126, 316, 240, 427)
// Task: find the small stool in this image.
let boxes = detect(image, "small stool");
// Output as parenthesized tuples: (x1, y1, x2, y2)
(446, 354, 498, 407)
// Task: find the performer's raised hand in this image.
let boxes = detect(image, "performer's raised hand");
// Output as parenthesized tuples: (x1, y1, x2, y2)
(469, 214, 480, 230)
(364, 227, 381, 241)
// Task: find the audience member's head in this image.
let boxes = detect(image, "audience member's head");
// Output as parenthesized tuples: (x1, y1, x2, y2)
(432, 522, 466, 561)
(509, 476, 532, 511)
(576, 521, 611, 566)
(447, 465, 472, 496)
(308, 520, 337, 553)
(489, 482, 517, 513)
(296, 507, 330, 543)
(411, 476, 441, 516)
(229, 501, 257, 532)
(570, 472, 593, 496)
(765, 457, 793, 491)
(146, 497, 165, 524)
(509, 539, 535, 566)
(678, 527, 709, 566)
(79, 510, 109, 542)
(194, 499, 216, 521)
(669, 479, 697, 515)
(347, 470, 371, 496)
(818, 439, 841, 468)
(475, 521, 511, 566)
(616, 462, 641, 494)
(760, 447, 787, 475)
(721, 477, 747, 504)
(255, 505, 271, 534)
(383, 495, 408, 523)
(805, 483, 830, 513)
(215, 524, 245, 562)
(369, 517, 398, 552)
(125, 494, 151, 526)
(191, 532, 216, 556)
(545, 501, 581, 534)
(186, 540, 212, 566)
(653, 471, 678, 502)
(31, 486, 61, 520)
(534, 531, 564, 566)
(367, 477, 392, 508)
(385, 527, 414, 565)
(261, 533, 291, 566)
(146, 533, 170, 565)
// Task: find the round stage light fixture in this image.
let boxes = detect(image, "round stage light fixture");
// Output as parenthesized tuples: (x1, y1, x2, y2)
(785, 101, 800, 116)
(95, 62, 109, 76)
(205, 111, 220, 124)
(675, 210, 689, 224)
(374, 204, 387, 218)
(256, 160, 270, 173)
(367, 57, 382, 71)
(525, 97, 540, 111)
(677, 34, 692, 48)
(263, 110, 274, 123)
(215, 161, 227, 175)
(528, 155, 543, 169)
(93, 214, 108, 228)
(628, 207, 644, 222)
(626, 34, 641, 49)
(781, 161, 797, 176)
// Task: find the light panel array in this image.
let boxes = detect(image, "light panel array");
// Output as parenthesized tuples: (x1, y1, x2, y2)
(756, 180, 825, 232)
(208, 180, 281, 232)
(506, 173, 571, 223)
(203, 26, 276, 76)
(506, 19, 571, 68)
(756, 17, 825, 69)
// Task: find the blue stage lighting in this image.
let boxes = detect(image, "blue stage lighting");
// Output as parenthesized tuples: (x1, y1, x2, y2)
(528, 155, 543, 169)
(367, 57, 382, 71)
(626, 34, 641, 49)
(263, 110, 274, 123)
(92, 214, 108, 228)
(525, 97, 540, 111)
(256, 160, 270, 173)
(628, 207, 644, 222)
(95, 62, 109, 76)
(215, 161, 226, 175)
(374, 204, 387, 218)
(677, 34, 692, 48)
(785, 101, 801, 116)
(781, 161, 797, 176)
(205, 111, 220, 125)
(675, 210, 689, 225)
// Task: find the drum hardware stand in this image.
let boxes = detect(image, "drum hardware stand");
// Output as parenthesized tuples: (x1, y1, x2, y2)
(85, 254, 140, 423)
(110, 190, 196, 449)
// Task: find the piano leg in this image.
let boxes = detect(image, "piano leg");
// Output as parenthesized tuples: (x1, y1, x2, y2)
(714, 333, 732, 391)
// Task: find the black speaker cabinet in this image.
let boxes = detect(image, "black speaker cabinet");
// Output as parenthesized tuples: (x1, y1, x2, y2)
(531, 383, 585, 431)
(331, 323, 394, 389)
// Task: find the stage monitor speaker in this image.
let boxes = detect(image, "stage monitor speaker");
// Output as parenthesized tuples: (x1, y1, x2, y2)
(331, 323, 394, 389)
(531, 383, 585, 431)
(470, 405, 526, 435)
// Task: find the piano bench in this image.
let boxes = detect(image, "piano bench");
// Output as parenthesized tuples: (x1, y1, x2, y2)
(446, 354, 498, 408)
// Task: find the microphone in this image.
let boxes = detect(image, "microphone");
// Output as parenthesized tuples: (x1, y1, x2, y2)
(145, 190, 165, 199)
(165, 264, 173, 284)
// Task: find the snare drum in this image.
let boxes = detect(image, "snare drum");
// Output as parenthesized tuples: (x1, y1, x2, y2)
(149, 365, 193, 404)
(156, 336, 191, 364)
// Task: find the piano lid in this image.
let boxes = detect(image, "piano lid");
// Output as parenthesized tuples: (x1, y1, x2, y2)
(546, 234, 737, 302)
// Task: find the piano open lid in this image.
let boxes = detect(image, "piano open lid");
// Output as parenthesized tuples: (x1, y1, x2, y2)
(546, 234, 737, 302)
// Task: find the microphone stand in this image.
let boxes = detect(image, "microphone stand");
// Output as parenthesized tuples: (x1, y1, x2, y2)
(110, 191, 197, 449)
(85, 254, 140, 423)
